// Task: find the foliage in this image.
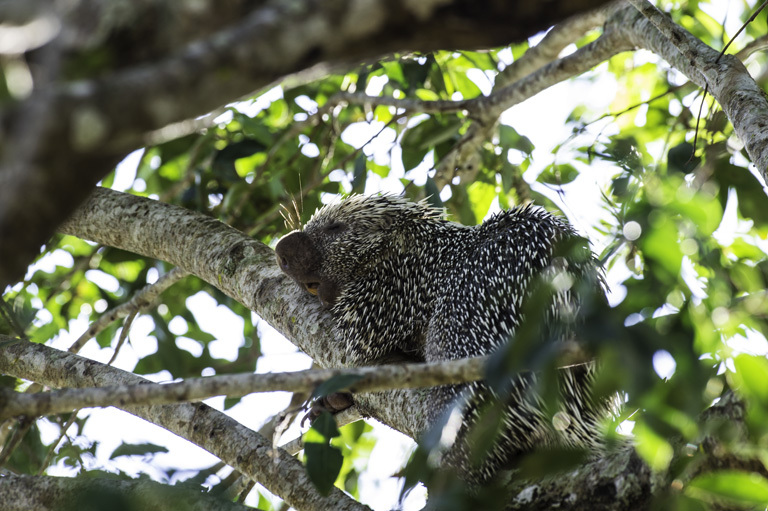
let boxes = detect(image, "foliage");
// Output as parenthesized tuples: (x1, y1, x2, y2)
(3, 1, 768, 509)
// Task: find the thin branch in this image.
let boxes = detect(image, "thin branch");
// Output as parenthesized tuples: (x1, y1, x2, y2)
(105, 312, 135, 366)
(219, 471, 253, 502)
(36, 414, 77, 475)
(0, 417, 32, 468)
(0, 348, 489, 421)
(735, 33, 768, 60)
(717, 0, 768, 62)
(494, 1, 619, 89)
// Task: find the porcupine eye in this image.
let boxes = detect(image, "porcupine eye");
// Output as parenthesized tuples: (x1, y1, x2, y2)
(324, 221, 344, 233)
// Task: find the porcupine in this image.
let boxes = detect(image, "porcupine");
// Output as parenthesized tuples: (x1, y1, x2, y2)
(275, 194, 610, 483)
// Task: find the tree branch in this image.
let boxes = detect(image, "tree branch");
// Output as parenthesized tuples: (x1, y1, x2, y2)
(0, 342, 487, 421)
(0, 472, 252, 511)
(0, 338, 370, 511)
(57, 187, 435, 439)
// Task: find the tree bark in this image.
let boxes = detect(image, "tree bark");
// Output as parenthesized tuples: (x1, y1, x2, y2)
(0, 348, 487, 420)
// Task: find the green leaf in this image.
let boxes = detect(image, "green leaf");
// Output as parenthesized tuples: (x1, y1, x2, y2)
(401, 117, 462, 170)
(467, 181, 496, 220)
(109, 442, 169, 460)
(687, 470, 768, 506)
(212, 139, 265, 182)
(633, 421, 673, 471)
(499, 124, 534, 154)
(730, 354, 768, 405)
(667, 142, 699, 173)
(712, 159, 768, 224)
(538, 163, 579, 185)
(640, 216, 682, 278)
(311, 374, 365, 400)
(352, 154, 367, 194)
(310, 411, 341, 440)
(425, 177, 443, 208)
(304, 442, 344, 495)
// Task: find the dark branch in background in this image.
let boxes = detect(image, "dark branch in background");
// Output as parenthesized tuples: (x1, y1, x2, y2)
(0, 0, 614, 290)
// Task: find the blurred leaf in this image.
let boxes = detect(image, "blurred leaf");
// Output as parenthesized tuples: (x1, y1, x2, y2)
(109, 442, 169, 460)
(311, 374, 365, 400)
(401, 117, 462, 171)
(667, 142, 699, 173)
(352, 154, 367, 194)
(538, 163, 579, 185)
(713, 159, 768, 224)
(634, 420, 673, 471)
(730, 354, 768, 406)
(640, 216, 682, 278)
(310, 411, 342, 440)
(212, 140, 266, 182)
(467, 181, 496, 220)
(499, 124, 534, 154)
(687, 470, 768, 506)
(304, 442, 344, 495)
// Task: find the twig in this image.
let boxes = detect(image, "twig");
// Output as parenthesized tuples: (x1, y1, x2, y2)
(36, 414, 77, 475)
(735, 34, 768, 60)
(717, 0, 768, 62)
(0, 417, 33, 467)
(106, 312, 136, 366)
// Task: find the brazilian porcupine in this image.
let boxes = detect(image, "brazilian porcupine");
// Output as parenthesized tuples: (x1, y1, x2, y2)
(275, 194, 609, 483)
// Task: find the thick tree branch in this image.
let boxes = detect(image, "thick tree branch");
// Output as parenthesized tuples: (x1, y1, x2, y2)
(0, 338, 369, 511)
(57, 187, 435, 439)
(0, 472, 251, 511)
(501, 392, 762, 510)
(0, 343, 487, 421)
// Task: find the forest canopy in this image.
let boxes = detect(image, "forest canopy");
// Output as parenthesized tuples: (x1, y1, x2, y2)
(2, 1, 768, 510)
